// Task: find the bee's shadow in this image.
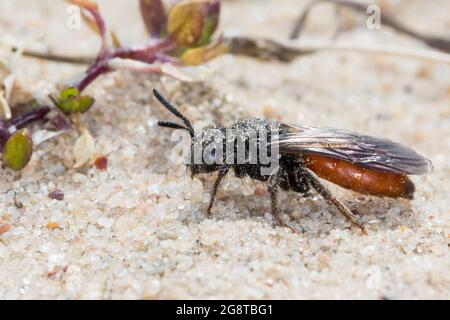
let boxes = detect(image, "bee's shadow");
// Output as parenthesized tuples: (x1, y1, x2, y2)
(286, 193, 418, 235)
(197, 180, 418, 236)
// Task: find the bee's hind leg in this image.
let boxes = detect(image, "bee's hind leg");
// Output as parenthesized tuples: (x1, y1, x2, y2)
(268, 171, 297, 233)
(206, 165, 230, 216)
(300, 167, 367, 235)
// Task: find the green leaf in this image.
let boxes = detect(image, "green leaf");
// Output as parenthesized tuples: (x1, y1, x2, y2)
(51, 88, 95, 114)
(196, 0, 220, 46)
(3, 130, 33, 171)
(57, 99, 79, 114)
(78, 95, 95, 113)
(60, 87, 79, 100)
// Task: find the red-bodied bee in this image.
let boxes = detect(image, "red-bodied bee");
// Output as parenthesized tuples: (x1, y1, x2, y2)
(154, 89, 432, 234)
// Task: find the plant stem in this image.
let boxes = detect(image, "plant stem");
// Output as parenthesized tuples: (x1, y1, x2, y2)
(0, 119, 10, 147)
(289, 0, 318, 40)
(75, 60, 111, 92)
(226, 36, 315, 62)
(16, 48, 93, 64)
(74, 38, 175, 92)
(0, 107, 49, 148)
(227, 37, 450, 65)
(10, 106, 51, 129)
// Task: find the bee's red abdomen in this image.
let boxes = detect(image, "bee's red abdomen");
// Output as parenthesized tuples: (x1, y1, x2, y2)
(304, 155, 415, 199)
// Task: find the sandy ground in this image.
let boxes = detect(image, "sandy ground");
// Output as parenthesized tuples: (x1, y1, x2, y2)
(0, 0, 449, 299)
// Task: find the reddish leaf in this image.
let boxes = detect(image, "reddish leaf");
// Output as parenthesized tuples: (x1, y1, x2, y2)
(140, 0, 167, 37)
(67, 0, 97, 10)
(168, 0, 221, 47)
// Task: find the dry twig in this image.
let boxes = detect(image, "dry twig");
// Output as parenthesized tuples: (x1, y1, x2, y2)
(290, 0, 450, 53)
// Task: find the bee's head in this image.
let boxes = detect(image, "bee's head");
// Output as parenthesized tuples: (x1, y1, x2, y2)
(154, 89, 217, 176)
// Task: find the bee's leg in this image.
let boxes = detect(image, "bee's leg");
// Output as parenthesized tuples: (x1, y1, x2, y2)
(206, 165, 230, 216)
(268, 171, 296, 233)
(300, 167, 367, 235)
(297, 175, 313, 198)
(289, 172, 310, 195)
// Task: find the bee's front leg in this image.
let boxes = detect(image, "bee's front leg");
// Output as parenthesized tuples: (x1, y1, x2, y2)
(268, 170, 296, 233)
(206, 165, 230, 216)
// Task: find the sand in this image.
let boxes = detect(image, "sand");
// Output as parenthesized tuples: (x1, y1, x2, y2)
(0, 0, 448, 299)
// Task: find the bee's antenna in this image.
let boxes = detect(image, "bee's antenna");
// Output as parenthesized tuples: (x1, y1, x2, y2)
(153, 89, 194, 137)
(157, 120, 190, 132)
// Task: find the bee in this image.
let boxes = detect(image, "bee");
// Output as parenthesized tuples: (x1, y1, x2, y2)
(154, 89, 432, 234)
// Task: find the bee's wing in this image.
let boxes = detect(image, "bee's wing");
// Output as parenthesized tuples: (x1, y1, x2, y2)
(272, 124, 432, 175)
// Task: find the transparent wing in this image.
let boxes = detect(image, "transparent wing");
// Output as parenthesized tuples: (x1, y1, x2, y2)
(272, 124, 432, 175)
